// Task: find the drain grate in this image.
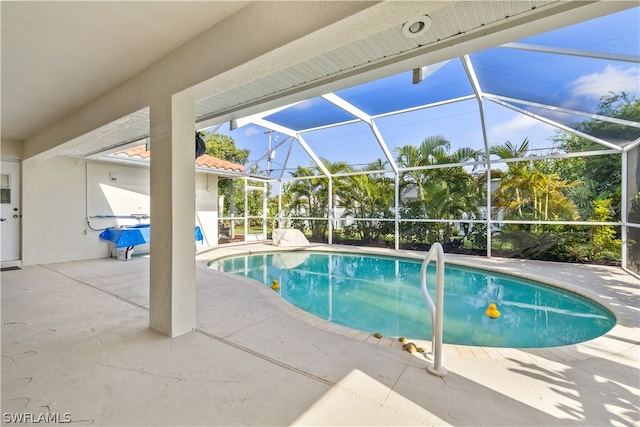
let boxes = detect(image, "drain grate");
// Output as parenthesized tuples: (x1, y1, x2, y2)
(1, 266, 21, 272)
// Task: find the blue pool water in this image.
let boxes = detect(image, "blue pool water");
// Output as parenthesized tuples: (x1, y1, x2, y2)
(209, 252, 615, 348)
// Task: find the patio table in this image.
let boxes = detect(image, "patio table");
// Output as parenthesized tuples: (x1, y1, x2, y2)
(99, 224, 151, 248)
(99, 225, 203, 247)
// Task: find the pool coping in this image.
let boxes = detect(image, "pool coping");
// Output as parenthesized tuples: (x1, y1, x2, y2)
(197, 242, 640, 364)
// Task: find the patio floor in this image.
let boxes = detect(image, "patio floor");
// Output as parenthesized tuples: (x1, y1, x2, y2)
(2, 243, 639, 426)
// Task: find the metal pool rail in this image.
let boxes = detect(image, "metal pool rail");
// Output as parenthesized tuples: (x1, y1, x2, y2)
(420, 242, 447, 377)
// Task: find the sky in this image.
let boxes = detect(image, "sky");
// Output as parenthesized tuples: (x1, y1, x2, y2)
(209, 6, 640, 178)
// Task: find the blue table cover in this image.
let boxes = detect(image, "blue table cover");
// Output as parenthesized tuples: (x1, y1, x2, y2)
(99, 224, 150, 248)
(100, 224, 203, 247)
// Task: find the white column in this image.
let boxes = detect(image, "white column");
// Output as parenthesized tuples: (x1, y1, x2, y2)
(149, 95, 196, 337)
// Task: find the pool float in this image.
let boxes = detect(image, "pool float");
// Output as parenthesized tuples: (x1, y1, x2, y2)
(485, 303, 500, 319)
(271, 280, 280, 290)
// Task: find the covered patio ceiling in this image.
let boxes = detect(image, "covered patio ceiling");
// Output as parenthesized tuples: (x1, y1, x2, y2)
(210, 5, 639, 179)
(40, 2, 637, 179)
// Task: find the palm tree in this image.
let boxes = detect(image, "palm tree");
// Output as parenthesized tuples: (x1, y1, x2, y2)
(396, 135, 451, 211)
(396, 144, 427, 204)
(489, 139, 532, 218)
(490, 138, 579, 221)
(284, 166, 326, 240)
(396, 135, 482, 242)
(534, 172, 580, 221)
(339, 164, 394, 241)
(284, 159, 351, 241)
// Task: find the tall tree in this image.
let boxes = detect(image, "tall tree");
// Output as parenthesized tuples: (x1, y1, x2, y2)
(202, 132, 249, 165)
(551, 92, 639, 216)
(199, 132, 251, 221)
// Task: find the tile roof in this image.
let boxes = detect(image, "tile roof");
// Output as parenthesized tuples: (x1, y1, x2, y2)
(195, 154, 245, 172)
(112, 145, 245, 173)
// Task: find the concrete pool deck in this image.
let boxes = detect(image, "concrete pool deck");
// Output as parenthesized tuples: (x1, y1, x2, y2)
(2, 242, 639, 426)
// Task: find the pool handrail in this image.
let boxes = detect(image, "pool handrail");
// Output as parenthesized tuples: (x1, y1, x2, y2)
(420, 242, 448, 377)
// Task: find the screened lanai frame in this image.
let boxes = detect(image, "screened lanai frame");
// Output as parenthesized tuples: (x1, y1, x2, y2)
(212, 7, 640, 275)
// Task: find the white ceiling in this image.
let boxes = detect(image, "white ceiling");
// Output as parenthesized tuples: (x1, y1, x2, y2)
(2, 0, 631, 155)
(1, 1, 248, 141)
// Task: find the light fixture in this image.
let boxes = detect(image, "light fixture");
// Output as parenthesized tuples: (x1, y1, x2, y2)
(229, 119, 237, 131)
(402, 15, 432, 38)
(412, 66, 428, 84)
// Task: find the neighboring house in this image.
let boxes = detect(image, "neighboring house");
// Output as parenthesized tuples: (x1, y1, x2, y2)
(400, 181, 504, 233)
(400, 185, 420, 203)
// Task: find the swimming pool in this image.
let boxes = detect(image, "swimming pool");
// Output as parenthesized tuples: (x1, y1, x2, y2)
(209, 251, 616, 348)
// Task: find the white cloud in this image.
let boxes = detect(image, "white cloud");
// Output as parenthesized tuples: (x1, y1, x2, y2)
(490, 114, 540, 139)
(567, 65, 640, 101)
(242, 126, 262, 137)
(290, 99, 316, 111)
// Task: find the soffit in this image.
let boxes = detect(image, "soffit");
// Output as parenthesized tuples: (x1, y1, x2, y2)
(0, 1, 248, 142)
(33, 1, 634, 162)
(56, 0, 564, 159)
(194, 1, 562, 123)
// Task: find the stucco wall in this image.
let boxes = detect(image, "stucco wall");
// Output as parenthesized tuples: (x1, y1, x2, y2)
(87, 162, 151, 229)
(196, 173, 219, 246)
(22, 157, 101, 264)
(86, 162, 152, 256)
(22, 157, 219, 265)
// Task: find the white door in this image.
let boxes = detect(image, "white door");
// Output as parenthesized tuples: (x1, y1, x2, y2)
(1, 160, 21, 262)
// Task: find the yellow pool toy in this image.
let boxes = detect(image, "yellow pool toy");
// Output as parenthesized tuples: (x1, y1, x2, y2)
(485, 303, 500, 319)
(271, 280, 280, 291)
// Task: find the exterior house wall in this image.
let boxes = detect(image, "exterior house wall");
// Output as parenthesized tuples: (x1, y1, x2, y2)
(87, 162, 151, 228)
(22, 157, 100, 264)
(22, 156, 219, 265)
(196, 173, 219, 247)
(87, 162, 152, 256)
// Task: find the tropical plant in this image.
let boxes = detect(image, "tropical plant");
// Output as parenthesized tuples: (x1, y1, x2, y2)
(338, 163, 394, 241)
(396, 135, 482, 243)
(489, 138, 535, 218)
(490, 138, 579, 221)
(284, 167, 328, 241)
(396, 135, 450, 210)
(628, 191, 640, 273)
(551, 92, 639, 216)
(588, 198, 621, 260)
(467, 222, 487, 250)
(283, 159, 351, 241)
(201, 132, 251, 222)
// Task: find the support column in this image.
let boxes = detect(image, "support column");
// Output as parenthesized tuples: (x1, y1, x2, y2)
(149, 95, 196, 337)
(229, 179, 236, 240)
